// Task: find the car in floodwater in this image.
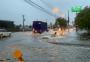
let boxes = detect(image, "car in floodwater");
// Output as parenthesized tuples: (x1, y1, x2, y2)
(0, 29, 11, 38)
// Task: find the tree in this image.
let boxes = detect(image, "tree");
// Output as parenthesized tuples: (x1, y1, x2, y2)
(75, 6, 90, 31)
(55, 17, 67, 29)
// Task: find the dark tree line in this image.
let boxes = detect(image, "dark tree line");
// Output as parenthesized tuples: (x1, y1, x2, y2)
(75, 6, 90, 32)
(54, 17, 68, 29)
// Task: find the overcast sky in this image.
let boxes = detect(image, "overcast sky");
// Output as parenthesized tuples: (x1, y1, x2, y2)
(0, 0, 90, 25)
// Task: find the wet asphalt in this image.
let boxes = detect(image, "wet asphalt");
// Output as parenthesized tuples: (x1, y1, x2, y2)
(0, 32, 90, 62)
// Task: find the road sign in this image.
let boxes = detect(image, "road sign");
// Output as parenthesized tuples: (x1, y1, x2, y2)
(71, 6, 82, 12)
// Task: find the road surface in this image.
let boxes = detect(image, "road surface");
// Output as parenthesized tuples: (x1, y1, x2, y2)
(0, 32, 90, 62)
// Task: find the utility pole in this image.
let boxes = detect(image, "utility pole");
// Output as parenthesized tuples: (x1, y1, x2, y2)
(67, 10, 70, 32)
(22, 15, 25, 32)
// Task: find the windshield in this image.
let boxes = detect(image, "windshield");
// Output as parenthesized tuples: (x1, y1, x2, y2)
(0, 0, 90, 62)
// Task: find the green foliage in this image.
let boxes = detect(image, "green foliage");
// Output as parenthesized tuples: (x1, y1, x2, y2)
(55, 17, 67, 28)
(75, 6, 90, 30)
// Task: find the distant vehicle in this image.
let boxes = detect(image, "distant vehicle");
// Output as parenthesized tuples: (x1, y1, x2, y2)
(32, 21, 48, 33)
(0, 29, 11, 38)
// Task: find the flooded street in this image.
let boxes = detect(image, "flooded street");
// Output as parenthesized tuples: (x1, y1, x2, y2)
(0, 31, 90, 62)
(0, 0, 90, 62)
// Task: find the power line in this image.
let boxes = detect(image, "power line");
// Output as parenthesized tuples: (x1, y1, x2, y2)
(40, 0, 65, 18)
(25, 0, 57, 17)
(24, 0, 58, 18)
(40, 0, 53, 9)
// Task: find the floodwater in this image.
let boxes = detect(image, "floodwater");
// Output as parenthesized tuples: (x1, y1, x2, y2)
(0, 31, 90, 62)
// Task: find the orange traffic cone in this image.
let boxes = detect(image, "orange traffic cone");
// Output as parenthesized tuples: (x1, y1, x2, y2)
(12, 49, 25, 62)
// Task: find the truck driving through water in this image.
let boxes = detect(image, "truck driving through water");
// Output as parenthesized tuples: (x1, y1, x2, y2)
(32, 21, 48, 33)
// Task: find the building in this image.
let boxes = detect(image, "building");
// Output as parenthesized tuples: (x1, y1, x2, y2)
(0, 20, 15, 31)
